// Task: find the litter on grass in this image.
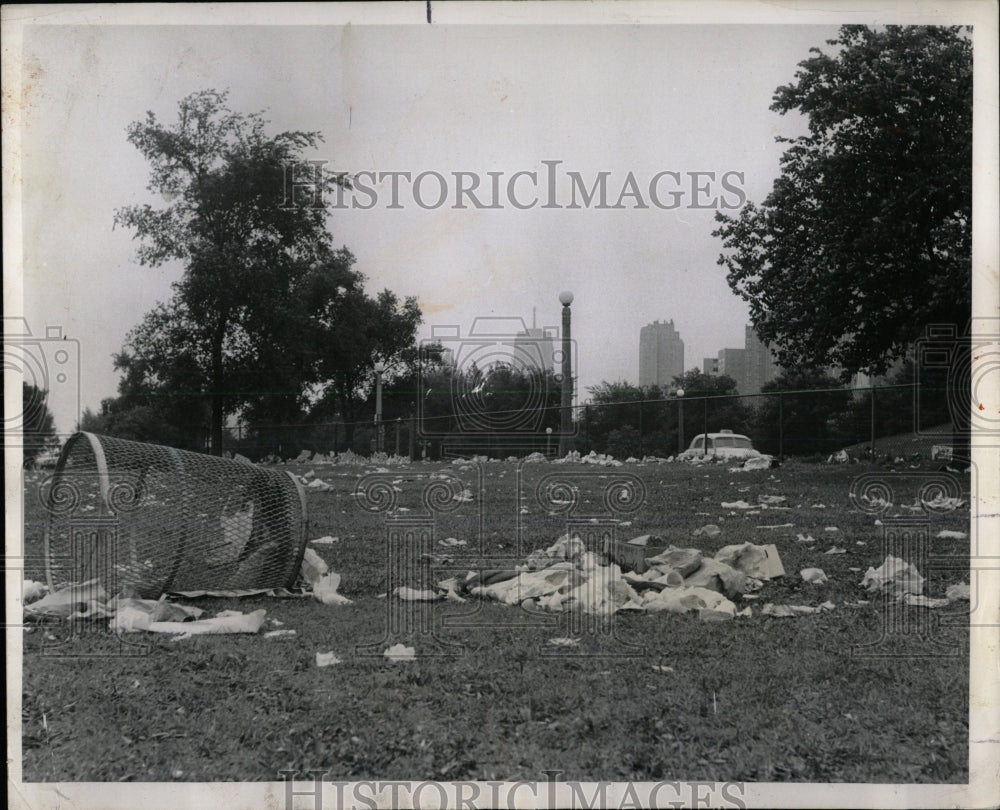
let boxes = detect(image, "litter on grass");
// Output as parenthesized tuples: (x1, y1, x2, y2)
(23, 580, 48, 603)
(763, 601, 835, 617)
(459, 533, 786, 621)
(316, 651, 343, 667)
(861, 556, 925, 597)
(800, 568, 828, 584)
(384, 643, 416, 662)
(936, 530, 968, 540)
(263, 629, 297, 639)
(946, 583, 971, 601)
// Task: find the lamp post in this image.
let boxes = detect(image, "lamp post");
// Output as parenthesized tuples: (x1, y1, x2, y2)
(373, 361, 386, 453)
(557, 291, 574, 458)
(546, 426, 553, 457)
(676, 388, 685, 454)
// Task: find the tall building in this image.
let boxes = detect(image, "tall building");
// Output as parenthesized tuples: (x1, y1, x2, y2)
(639, 320, 684, 388)
(513, 308, 557, 373)
(716, 348, 747, 389)
(703, 357, 719, 375)
(743, 326, 781, 395)
(703, 326, 782, 395)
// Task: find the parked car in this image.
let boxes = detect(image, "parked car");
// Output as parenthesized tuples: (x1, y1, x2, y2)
(677, 429, 760, 461)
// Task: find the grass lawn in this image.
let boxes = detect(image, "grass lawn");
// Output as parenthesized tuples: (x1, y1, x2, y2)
(19, 458, 971, 783)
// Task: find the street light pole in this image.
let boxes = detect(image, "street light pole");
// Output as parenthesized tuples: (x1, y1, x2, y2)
(676, 388, 685, 454)
(558, 291, 574, 457)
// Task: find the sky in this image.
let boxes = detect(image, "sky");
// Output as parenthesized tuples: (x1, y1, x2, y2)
(2, 8, 959, 433)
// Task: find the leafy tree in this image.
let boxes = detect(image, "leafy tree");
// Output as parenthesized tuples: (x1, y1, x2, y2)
(22, 383, 58, 464)
(79, 399, 197, 450)
(713, 26, 972, 460)
(755, 368, 853, 457)
(670, 370, 755, 449)
(308, 286, 424, 448)
(115, 89, 345, 454)
(584, 381, 676, 457)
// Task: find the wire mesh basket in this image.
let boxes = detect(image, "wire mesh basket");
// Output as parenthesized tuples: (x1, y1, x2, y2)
(43, 432, 308, 598)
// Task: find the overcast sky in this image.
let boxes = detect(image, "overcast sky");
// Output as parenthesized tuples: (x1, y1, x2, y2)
(7, 8, 981, 433)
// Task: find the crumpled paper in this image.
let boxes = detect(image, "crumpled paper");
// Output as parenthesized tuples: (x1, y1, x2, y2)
(861, 556, 925, 597)
(24, 580, 108, 619)
(800, 568, 828, 584)
(384, 643, 416, 662)
(300, 547, 352, 605)
(109, 597, 204, 632)
(148, 609, 267, 637)
(23, 580, 48, 604)
(316, 651, 343, 667)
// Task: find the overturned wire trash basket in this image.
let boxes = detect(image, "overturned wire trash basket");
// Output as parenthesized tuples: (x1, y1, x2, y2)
(43, 432, 308, 598)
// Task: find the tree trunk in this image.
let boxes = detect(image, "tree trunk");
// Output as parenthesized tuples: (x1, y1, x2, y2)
(209, 320, 226, 456)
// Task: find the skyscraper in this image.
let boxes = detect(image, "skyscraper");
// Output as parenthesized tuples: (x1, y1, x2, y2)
(513, 308, 557, 373)
(639, 320, 684, 388)
(742, 326, 781, 395)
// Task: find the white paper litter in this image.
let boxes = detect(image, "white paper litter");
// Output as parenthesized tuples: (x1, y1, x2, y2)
(22, 580, 48, 604)
(946, 583, 971, 601)
(148, 609, 267, 637)
(861, 556, 925, 597)
(316, 651, 343, 667)
(384, 643, 416, 662)
(263, 629, 297, 639)
(310, 536, 340, 545)
(394, 587, 441, 601)
(800, 568, 828, 584)
(936, 530, 968, 540)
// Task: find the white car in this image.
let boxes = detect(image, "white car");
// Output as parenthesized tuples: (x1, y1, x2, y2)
(678, 430, 760, 461)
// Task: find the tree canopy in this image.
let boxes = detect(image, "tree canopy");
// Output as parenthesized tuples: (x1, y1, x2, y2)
(22, 383, 58, 464)
(713, 26, 972, 378)
(114, 89, 347, 453)
(112, 90, 425, 456)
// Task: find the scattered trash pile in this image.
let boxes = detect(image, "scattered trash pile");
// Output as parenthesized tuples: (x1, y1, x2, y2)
(861, 556, 970, 609)
(21, 547, 351, 639)
(399, 534, 788, 621)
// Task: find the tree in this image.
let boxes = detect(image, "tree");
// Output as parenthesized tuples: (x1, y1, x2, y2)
(670, 370, 755, 449)
(584, 381, 674, 457)
(22, 383, 58, 464)
(713, 26, 972, 460)
(754, 368, 853, 457)
(309, 285, 424, 448)
(115, 90, 345, 454)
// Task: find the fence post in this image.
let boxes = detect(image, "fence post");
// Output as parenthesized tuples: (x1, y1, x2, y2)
(870, 386, 876, 458)
(395, 418, 402, 456)
(638, 398, 644, 458)
(408, 415, 417, 461)
(702, 397, 708, 457)
(778, 392, 784, 463)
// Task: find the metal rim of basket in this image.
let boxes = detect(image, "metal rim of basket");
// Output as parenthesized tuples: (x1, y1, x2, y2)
(43, 432, 310, 596)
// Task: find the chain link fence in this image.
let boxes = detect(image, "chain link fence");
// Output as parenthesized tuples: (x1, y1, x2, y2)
(201, 382, 950, 463)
